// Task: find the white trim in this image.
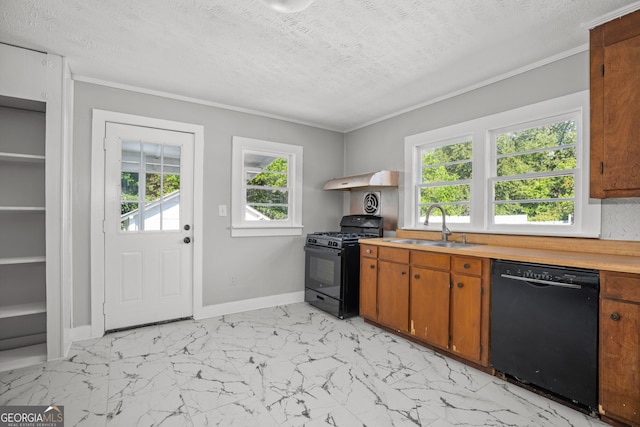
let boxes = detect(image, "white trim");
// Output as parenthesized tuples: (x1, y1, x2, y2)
(91, 110, 205, 337)
(69, 325, 93, 342)
(404, 91, 600, 238)
(61, 59, 74, 358)
(231, 136, 304, 237)
(72, 75, 342, 133)
(195, 291, 305, 320)
(44, 53, 64, 361)
(581, 1, 640, 30)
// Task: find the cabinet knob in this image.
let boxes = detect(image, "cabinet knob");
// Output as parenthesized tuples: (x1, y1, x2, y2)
(401, 271, 406, 275)
(370, 264, 375, 269)
(366, 249, 371, 254)
(464, 263, 470, 269)
(610, 312, 621, 321)
(183, 237, 191, 244)
(414, 274, 420, 279)
(457, 282, 463, 288)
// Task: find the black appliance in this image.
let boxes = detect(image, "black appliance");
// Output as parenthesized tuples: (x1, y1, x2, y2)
(304, 215, 384, 319)
(491, 260, 599, 412)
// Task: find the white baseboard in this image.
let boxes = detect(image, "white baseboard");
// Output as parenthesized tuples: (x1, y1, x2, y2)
(69, 324, 94, 342)
(195, 291, 305, 320)
(68, 292, 306, 344)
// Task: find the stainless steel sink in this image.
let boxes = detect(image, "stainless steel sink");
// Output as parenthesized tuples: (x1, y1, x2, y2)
(388, 239, 482, 248)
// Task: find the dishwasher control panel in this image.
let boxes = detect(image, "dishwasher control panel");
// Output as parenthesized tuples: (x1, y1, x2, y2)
(497, 261, 599, 287)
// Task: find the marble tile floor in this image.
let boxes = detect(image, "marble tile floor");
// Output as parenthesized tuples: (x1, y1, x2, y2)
(1, 302, 608, 427)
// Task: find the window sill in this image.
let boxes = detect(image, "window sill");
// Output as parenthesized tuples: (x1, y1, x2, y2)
(231, 225, 304, 237)
(401, 226, 600, 239)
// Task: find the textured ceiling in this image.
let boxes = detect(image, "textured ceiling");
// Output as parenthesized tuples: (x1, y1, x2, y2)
(0, 0, 636, 131)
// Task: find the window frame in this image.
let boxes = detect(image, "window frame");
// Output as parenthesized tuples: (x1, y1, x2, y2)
(231, 136, 303, 237)
(404, 91, 601, 237)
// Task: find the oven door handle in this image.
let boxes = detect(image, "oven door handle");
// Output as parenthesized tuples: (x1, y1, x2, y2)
(500, 274, 582, 290)
(304, 246, 342, 256)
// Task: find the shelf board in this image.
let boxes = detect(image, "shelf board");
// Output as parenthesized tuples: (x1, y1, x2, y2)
(0, 256, 46, 265)
(0, 152, 45, 163)
(0, 343, 47, 371)
(0, 206, 45, 212)
(0, 302, 46, 319)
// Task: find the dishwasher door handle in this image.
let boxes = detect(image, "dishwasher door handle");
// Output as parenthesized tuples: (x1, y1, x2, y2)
(500, 274, 582, 289)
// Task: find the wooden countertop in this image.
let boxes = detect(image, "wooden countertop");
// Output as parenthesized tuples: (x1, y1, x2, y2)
(361, 234, 640, 274)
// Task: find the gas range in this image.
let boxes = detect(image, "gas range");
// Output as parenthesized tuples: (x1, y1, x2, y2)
(304, 215, 384, 319)
(305, 231, 379, 249)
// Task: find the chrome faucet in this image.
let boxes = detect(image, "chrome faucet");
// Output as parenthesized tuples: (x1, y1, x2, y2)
(424, 204, 452, 242)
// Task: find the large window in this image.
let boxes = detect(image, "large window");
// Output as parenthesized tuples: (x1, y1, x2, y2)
(404, 91, 600, 237)
(231, 136, 303, 237)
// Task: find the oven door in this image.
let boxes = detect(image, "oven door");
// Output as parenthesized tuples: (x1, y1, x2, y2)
(304, 245, 342, 299)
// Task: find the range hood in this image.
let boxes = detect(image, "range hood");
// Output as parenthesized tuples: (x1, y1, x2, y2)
(323, 170, 398, 191)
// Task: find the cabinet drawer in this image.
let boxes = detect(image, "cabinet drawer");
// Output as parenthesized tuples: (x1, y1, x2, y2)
(378, 247, 410, 263)
(361, 244, 378, 258)
(601, 271, 640, 303)
(452, 257, 482, 276)
(411, 251, 450, 270)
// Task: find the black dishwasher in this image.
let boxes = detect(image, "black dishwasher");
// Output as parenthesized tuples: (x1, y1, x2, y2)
(491, 260, 599, 411)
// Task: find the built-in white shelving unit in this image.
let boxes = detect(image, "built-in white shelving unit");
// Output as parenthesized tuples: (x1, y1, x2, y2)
(0, 99, 48, 371)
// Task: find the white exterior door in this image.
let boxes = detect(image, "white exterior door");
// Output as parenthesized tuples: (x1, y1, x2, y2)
(104, 122, 194, 330)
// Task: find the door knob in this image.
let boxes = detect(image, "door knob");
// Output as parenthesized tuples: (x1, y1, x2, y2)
(184, 237, 191, 244)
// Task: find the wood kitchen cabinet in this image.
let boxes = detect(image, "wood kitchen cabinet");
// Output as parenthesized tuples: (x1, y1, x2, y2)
(410, 252, 451, 350)
(590, 9, 640, 198)
(360, 244, 490, 367)
(359, 244, 378, 321)
(410, 254, 487, 364)
(450, 268, 482, 362)
(599, 271, 640, 425)
(377, 247, 410, 333)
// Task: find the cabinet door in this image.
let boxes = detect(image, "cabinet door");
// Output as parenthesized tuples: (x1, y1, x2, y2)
(410, 266, 450, 349)
(600, 298, 640, 425)
(360, 257, 378, 321)
(450, 273, 482, 362)
(602, 34, 640, 192)
(378, 260, 409, 333)
(590, 9, 640, 197)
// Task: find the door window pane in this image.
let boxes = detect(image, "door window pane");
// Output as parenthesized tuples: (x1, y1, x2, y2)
(120, 141, 181, 232)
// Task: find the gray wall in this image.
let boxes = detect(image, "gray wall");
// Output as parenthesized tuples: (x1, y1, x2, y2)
(72, 82, 345, 326)
(344, 51, 640, 241)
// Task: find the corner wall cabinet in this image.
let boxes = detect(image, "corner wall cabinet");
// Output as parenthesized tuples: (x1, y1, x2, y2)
(359, 245, 490, 367)
(590, 9, 640, 198)
(599, 271, 640, 425)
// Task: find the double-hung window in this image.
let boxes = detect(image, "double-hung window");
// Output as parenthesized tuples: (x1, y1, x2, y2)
(231, 136, 303, 237)
(404, 91, 600, 237)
